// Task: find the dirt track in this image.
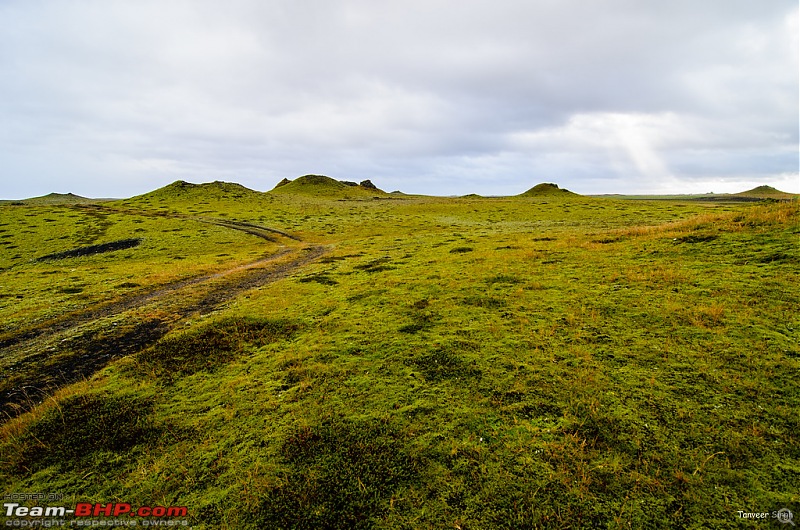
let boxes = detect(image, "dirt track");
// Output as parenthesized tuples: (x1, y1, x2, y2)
(0, 218, 327, 420)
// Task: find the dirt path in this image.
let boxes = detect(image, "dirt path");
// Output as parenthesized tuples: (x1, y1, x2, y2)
(0, 246, 297, 351)
(0, 215, 310, 351)
(0, 218, 327, 420)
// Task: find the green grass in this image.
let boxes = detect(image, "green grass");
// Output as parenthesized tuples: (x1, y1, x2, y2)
(0, 201, 279, 333)
(1, 185, 798, 528)
(135, 317, 301, 381)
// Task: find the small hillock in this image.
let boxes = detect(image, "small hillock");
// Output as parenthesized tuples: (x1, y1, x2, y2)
(127, 180, 262, 203)
(735, 185, 797, 200)
(7, 192, 104, 205)
(270, 175, 386, 198)
(518, 183, 578, 198)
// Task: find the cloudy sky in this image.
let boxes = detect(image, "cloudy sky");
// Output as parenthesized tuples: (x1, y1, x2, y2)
(1, 0, 797, 198)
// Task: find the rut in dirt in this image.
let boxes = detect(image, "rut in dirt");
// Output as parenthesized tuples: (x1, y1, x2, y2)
(0, 247, 296, 351)
(0, 215, 303, 351)
(0, 216, 327, 421)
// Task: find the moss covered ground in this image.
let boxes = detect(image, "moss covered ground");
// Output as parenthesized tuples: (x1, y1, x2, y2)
(0, 183, 798, 528)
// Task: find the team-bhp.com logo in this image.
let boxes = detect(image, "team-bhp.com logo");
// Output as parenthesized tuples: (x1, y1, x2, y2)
(4, 502, 189, 527)
(74, 504, 187, 518)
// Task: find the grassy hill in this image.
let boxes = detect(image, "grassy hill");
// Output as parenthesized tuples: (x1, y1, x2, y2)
(128, 180, 263, 202)
(734, 185, 798, 200)
(269, 174, 387, 198)
(518, 182, 579, 198)
(0, 185, 798, 528)
(0, 192, 110, 205)
(116, 180, 278, 218)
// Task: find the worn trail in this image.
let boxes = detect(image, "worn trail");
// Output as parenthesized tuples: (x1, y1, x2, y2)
(0, 218, 327, 419)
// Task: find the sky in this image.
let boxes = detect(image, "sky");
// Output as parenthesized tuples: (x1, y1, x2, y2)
(1, 0, 798, 199)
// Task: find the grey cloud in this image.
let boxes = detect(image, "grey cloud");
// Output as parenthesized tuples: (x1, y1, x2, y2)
(0, 0, 796, 198)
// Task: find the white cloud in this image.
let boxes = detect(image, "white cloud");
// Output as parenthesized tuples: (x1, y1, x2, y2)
(0, 0, 796, 198)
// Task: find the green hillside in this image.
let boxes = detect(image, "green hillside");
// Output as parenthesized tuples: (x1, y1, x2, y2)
(518, 182, 579, 197)
(1, 185, 798, 529)
(734, 185, 798, 200)
(269, 174, 387, 198)
(130, 180, 262, 202)
(1, 192, 108, 205)
(116, 180, 276, 216)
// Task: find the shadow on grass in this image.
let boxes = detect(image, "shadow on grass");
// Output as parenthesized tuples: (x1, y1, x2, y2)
(256, 417, 419, 530)
(409, 343, 482, 383)
(35, 238, 142, 261)
(0, 320, 169, 420)
(136, 317, 301, 381)
(7, 393, 168, 473)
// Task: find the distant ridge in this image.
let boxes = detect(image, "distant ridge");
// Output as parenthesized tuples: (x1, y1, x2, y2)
(3, 192, 108, 205)
(10, 180, 794, 205)
(591, 185, 798, 201)
(518, 183, 578, 197)
(269, 175, 386, 197)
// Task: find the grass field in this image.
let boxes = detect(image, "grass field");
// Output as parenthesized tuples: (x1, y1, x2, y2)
(1, 177, 798, 528)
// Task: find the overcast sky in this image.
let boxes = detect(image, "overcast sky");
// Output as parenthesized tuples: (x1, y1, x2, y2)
(1, 0, 797, 198)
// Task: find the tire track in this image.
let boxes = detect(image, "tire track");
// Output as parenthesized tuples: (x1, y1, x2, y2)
(0, 218, 327, 419)
(0, 248, 293, 351)
(0, 216, 306, 351)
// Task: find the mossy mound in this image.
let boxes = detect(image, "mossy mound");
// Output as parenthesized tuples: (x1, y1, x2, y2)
(518, 183, 578, 197)
(155, 180, 256, 197)
(270, 175, 386, 198)
(734, 185, 797, 199)
(8, 192, 103, 205)
(125, 180, 263, 204)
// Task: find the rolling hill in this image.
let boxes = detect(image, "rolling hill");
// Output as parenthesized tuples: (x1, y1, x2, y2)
(518, 182, 579, 198)
(131, 180, 261, 201)
(734, 185, 798, 200)
(269, 175, 386, 198)
(0, 192, 109, 205)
